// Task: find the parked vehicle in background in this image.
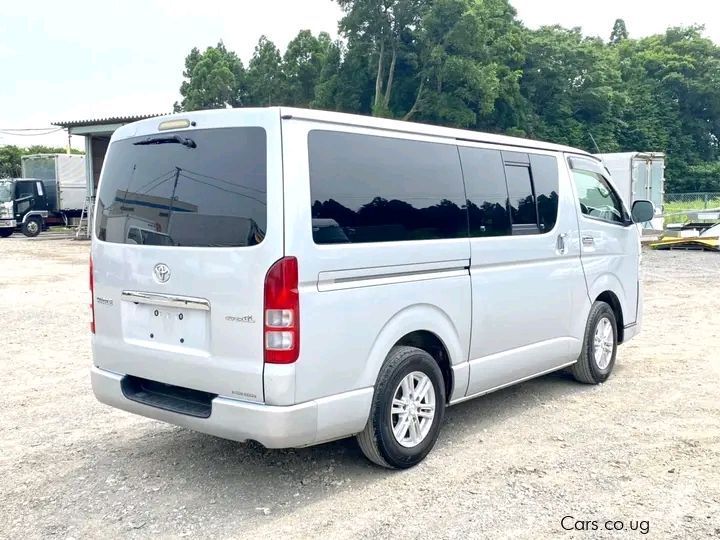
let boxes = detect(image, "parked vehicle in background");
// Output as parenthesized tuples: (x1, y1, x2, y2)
(596, 152, 665, 231)
(90, 108, 654, 469)
(0, 154, 87, 237)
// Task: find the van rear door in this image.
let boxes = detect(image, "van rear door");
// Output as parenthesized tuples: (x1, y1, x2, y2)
(91, 109, 283, 403)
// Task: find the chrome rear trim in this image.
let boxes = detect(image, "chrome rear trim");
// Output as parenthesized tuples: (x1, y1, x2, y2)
(121, 291, 210, 311)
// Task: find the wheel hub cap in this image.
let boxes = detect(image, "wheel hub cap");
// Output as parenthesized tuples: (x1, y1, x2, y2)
(390, 371, 436, 448)
(593, 317, 614, 370)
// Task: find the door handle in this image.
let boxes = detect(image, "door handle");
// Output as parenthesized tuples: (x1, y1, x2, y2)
(582, 235, 594, 247)
(556, 233, 568, 254)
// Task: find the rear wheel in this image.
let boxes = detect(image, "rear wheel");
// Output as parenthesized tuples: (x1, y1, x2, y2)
(0, 228, 13, 238)
(357, 346, 446, 469)
(22, 217, 41, 237)
(571, 301, 618, 384)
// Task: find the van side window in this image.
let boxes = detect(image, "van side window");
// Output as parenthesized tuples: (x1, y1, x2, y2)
(309, 130, 467, 244)
(529, 154, 559, 232)
(458, 147, 511, 237)
(572, 170, 627, 224)
(504, 165, 538, 234)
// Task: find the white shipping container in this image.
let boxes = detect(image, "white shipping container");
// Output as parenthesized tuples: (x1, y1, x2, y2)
(595, 152, 665, 230)
(21, 154, 87, 212)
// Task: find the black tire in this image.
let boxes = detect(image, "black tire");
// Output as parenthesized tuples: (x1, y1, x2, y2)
(0, 228, 13, 238)
(357, 346, 446, 469)
(571, 301, 618, 384)
(22, 217, 42, 238)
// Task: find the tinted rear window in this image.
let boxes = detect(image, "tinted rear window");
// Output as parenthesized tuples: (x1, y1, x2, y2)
(95, 127, 266, 247)
(309, 130, 467, 244)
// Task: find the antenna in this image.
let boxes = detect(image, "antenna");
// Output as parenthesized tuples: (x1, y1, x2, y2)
(589, 132, 609, 172)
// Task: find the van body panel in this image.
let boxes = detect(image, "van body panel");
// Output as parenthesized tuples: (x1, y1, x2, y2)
(462, 147, 587, 396)
(565, 155, 641, 329)
(90, 107, 643, 455)
(92, 109, 283, 403)
(281, 119, 472, 404)
(92, 366, 372, 448)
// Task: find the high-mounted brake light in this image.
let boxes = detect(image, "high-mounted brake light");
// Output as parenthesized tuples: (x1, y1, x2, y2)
(264, 257, 299, 364)
(89, 255, 95, 334)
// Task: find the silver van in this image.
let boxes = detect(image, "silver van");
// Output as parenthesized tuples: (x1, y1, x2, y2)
(90, 108, 654, 468)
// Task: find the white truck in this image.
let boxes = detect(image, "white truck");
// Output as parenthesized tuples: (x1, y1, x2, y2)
(595, 152, 665, 231)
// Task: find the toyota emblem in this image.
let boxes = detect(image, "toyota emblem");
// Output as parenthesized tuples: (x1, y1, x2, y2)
(153, 263, 171, 283)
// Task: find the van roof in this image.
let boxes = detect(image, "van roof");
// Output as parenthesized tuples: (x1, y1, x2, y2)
(113, 107, 596, 158)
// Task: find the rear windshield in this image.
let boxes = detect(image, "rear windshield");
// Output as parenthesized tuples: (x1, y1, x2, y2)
(95, 127, 267, 247)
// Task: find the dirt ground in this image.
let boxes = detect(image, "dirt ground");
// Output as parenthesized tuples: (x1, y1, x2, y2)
(1, 235, 718, 539)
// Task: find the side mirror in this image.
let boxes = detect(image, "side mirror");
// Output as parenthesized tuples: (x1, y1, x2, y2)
(631, 200, 654, 223)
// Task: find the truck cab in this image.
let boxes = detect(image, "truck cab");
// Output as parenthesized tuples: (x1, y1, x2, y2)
(0, 178, 50, 237)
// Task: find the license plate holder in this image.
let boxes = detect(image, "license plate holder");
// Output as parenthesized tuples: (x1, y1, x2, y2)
(122, 302, 209, 351)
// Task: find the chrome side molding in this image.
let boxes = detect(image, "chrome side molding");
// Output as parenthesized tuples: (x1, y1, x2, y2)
(121, 291, 210, 311)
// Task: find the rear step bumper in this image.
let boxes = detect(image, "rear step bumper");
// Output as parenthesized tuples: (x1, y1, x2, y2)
(91, 366, 373, 448)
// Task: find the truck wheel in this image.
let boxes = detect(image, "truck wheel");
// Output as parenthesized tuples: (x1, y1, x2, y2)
(357, 346, 446, 469)
(22, 217, 42, 237)
(571, 301, 618, 384)
(0, 228, 13, 238)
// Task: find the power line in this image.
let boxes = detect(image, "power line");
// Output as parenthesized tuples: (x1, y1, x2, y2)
(0, 127, 64, 137)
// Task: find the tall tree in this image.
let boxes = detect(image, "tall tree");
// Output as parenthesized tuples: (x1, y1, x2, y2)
(337, 0, 427, 117)
(609, 18, 629, 44)
(284, 30, 335, 107)
(174, 42, 245, 111)
(405, 0, 525, 129)
(246, 36, 287, 106)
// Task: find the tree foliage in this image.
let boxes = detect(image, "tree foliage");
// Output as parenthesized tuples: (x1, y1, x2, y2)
(174, 2, 720, 191)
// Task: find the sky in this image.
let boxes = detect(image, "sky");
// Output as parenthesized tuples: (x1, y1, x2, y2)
(1, 0, 719, 149)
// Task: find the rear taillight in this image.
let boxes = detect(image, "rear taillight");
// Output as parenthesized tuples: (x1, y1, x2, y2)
(89, 255, 95, 334)
(264, 257, 299, 364)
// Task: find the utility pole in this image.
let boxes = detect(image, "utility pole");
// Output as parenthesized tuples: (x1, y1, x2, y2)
(166, 167, 181, 234)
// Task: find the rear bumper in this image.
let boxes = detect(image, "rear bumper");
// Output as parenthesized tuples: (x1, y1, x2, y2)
(91, 366, 373, 448)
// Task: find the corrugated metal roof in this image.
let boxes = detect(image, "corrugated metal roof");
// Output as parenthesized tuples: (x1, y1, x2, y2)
(52, 114, 166, 128)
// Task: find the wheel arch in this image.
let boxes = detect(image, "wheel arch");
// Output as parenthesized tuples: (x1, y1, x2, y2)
(585, 272, 631, 340)
(594, 290, 625, 343)
(361, 303, 467, 403)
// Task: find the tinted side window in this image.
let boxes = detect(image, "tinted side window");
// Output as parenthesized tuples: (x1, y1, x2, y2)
(16, 182, 34, 198)
(505, 165, 539, 234)
(458, 147, 511, 237)
(309, 131, 467, 244)
(572, 170, 627, 224)
(529, 154, 559, 232)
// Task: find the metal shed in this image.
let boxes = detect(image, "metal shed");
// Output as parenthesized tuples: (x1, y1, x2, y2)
(52, 114, 164, 235)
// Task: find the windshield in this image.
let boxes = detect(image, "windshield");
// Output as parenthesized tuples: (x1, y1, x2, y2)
(95, 127, 267, 247)
(0, 181, 14, 203)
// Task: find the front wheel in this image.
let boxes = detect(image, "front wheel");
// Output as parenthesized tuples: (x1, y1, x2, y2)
(22, 217, 42, 237)
(0, 228, 13, 238)
(571, 301, 618, 384)
(357, 346, 446, 469)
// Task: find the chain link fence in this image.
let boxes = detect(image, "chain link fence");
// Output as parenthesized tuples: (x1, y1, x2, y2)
(664, 192, 720, 218)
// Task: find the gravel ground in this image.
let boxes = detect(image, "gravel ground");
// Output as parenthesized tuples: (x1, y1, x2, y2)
(1, 237, 719, 539)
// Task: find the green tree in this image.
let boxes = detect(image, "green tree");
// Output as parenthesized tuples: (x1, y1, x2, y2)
(616, 26, 720, 188)
(609, 19, 628, 44)
(284, 30, 335, 107)
(520, 26, 624, 150)
(0, 145, 23, 178)
(337, 0, 428, 117)
(246, 36, 287, 106)
(174, 42, 245, 112)
(405, 0, 525, 130)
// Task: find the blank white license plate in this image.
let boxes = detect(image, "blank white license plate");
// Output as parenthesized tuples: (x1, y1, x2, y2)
(0, 220, 15, 227)
(122, 302, 209, 351)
